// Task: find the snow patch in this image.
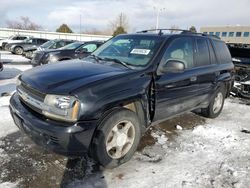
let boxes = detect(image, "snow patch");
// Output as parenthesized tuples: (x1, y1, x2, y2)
(0, 181, 19, 188)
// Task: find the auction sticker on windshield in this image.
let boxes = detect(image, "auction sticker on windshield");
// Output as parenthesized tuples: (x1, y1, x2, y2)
(130, 49, 150, 55)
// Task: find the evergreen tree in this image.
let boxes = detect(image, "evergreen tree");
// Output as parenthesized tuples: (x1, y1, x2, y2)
(56, 24, 73, 33)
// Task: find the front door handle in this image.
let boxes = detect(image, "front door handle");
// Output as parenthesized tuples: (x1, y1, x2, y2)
(190, 76, 197, 82)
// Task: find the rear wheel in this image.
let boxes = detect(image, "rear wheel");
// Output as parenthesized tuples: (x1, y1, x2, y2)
(14, 47, 23, 55)
(201, 85, 226, 118)
(91, 109, 141, 168)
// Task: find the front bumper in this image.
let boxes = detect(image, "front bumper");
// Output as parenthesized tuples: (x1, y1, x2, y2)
(9, 92, 97, 156)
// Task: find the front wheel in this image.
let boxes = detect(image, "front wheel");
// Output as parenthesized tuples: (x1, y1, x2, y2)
(201, 85, 226, 118)
(91, 109, 141, 168)
(14, 47, 24, 55)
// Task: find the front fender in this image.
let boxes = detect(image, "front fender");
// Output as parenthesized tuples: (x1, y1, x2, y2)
(74, 71, 152, 124)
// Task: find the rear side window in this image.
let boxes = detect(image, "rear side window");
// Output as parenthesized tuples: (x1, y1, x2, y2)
(207, 40, 217, 64)
(195, 38, 210, 67)
(38, 39, 47, 44)
(213, 40, 232, 64)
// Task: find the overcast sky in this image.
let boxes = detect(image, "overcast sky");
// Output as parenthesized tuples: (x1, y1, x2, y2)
(1, 0, 250, 33)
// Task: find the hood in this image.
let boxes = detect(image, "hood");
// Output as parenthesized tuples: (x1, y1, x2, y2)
(43, 48, 73, 53)
(20, 59, 129, 94)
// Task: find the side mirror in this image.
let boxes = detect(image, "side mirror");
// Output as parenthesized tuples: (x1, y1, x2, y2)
(76, 48, 88, 53)
(160, 60, 185, 73)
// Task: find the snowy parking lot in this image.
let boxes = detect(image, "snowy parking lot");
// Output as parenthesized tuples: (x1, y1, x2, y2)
(0, 51, 250, 188)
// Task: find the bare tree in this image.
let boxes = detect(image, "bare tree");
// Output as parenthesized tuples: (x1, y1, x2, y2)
(109, 13, 129, 33)
(6, 16, 42, 30)
(84, 28, 111, 35)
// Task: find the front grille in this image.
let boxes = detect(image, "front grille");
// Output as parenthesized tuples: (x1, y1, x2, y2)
(20, 97, 43, 114)
(17, 83, 46, 115)
(20, 82, 45, 101)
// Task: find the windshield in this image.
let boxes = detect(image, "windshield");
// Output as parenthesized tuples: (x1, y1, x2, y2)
(41, 40, 55, 48)
(60, 42, 82, 50)
(92, 35, 163, 67)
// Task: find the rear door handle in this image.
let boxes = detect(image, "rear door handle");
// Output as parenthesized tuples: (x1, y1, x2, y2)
(190, 76, 197, 82)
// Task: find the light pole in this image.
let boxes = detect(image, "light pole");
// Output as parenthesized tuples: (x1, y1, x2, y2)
(80, 14, 82, 41)
(154, 7, 166, 30)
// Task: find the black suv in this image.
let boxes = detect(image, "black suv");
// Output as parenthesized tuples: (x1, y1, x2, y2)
(31, 41, 104, 66)
(7, 38, 49, 55)
(9, 29, 234, 168)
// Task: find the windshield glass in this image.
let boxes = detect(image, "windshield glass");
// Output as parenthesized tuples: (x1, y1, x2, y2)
(92, 35, 163, 67)
(41, 40, 55, 48)
(60, 42, 82, 50)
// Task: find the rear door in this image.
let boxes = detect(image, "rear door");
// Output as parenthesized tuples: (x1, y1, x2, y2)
(192, 37, 218, 103)
(154, 36, 201, 121)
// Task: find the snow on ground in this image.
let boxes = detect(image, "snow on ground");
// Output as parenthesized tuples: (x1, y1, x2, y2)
(0, 50, 30, 64)
(102, 98, 250, 188)
(0, 52, 250, 187)
(0, 96, 18, 138)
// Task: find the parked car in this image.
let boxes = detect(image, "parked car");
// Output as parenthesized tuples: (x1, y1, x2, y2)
(10, 29, 234, 168)
(31, 41, 104, 66)
(23, 39, 76, 59)
(6, 38, 49, 55)
(0, 35, 30, 50)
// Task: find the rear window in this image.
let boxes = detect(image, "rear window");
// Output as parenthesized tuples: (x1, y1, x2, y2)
(213, 40, 232, 64)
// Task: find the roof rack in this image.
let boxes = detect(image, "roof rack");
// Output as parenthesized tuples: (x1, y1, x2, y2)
(136, 28, 221, 39)
(137, 28, 190, 35)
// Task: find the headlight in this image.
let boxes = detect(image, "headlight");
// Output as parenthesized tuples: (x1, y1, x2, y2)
(43, 94, 80, 122)
(49, 55, 58, 63)
(47, 52, 60, 63)
(16, 78, 21, 87)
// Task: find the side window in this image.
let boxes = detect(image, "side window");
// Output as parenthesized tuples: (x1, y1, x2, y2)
(213, 40, 232, 64)
(80, 44, 97, 52)
(38, 39, 46, 44)
(195, 38, 210, 67)
(56, 41, 65, 48)
(19, 37, 26, 40)
(161, 37, 194, 69)
(207, 40, 217, 64)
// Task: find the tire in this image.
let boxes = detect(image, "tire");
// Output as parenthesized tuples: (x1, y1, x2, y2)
(91, 108, 141, 168)
(201, 85, 226, 118)
(14, 47, 23, 55)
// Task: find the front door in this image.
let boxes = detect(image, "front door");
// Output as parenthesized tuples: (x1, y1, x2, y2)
(154, 36, 201, 121)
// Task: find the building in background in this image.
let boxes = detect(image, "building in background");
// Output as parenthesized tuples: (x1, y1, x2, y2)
(200, 26, 250, 45)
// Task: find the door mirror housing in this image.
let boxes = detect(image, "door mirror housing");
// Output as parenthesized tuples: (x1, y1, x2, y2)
(76, 48, 88, 53)
(160, 60, 185, 74)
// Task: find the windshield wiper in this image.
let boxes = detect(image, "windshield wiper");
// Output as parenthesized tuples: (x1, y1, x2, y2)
(88, 54, 103, 61)
(102, 57, 131, 69)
